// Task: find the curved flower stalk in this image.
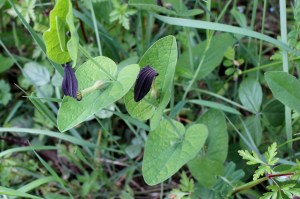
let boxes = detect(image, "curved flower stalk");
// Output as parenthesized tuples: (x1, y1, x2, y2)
(134, 66, 159, 102)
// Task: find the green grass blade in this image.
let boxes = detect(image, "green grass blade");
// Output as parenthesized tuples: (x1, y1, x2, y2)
(33, 151, 73, 199)
(154, 14, 300, 56)
(111, 110, 150, 131)
(0, 186, 43, 199)
(0, 128, 96, 148)
(188, 99, 241, 115)
(28, 95, 57, 126)
(0, 145, 57, 158)
(4, 101, 23, 125)
(88, 0, 102, 55)
(26, 96, 63, 103)
(17, 176, 56, 193)
(279, 0, 292, 150)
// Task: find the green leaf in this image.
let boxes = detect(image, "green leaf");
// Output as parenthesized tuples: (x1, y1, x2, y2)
(230, 8, 247, 28)
(6, 0, 64, 76)
(259, 191, 275, 199)
(224, 47, 235, 60)
(58, 56, 139, 132)
(265, 71, 300, 114)
(265, 142, 279, 166)
(241, 115, 262, 146)
(238, 78, 262, 113)
(238, 150, 264, 165)
(262, 100, 284, 127)
(176, 34, 236, 79)
(253, 165, 267, 180)
(142, 120, 208, 185)
(0, 79, 12, 106)
(189, 158, 224, 188)
(125, 35, 177, 130)
(179, 172, 194, 192)
(56, 16, 67, 51)
(43, 0, 79, 65)
(23, 62, 50, 86)
(0, 54, 14, 73)
(65, 0, 79, 66)
(188, 110, 228, 187)
(225, 68, 235, 75)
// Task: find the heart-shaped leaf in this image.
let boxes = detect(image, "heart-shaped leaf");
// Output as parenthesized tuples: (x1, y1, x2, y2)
(265, 71, 300, 114)
(188, 109, 228, 187)
(57, 56, 139, 132)
(125, 35, 177, 130)
(143, 119, 208, 185)
(43, 0, 79, 66)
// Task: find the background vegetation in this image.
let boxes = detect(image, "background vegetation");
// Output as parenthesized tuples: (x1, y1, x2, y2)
(0, 0, 300, 198)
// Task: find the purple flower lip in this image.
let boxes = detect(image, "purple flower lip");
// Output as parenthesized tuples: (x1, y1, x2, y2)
(62, 63, 79, 100)
(134, 65, 158, 102)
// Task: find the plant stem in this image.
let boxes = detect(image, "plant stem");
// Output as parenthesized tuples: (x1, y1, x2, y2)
(279, 0, 293, 150)
(182, 34, 213, 100)
(78, 45, 116, 80)
(88, 0, 103, 56)
(257, 0, 267, 80)
(80, 80, 110, 97)
(267, 172, 294, 178)
(228, 177, 268, 197)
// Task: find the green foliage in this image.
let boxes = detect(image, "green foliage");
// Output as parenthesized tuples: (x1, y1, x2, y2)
(43, 0, 79, 65)
(167, 172, 195, 199)
(110, 0, 136, 30)
(238, 78, 262, 113)
(0, 79, 12, 106)
(265, 71, 300, 114)
(260, 184, 300, 199)
(238, 142, 279, 180)
(176, 34, 236, 79)
(142, 120, 208, 185)
(188, 109, 228, 187)
(125, 35, 177, 130)
(129, 0, 203, 17)
(2, 0, 300, 198)
(265, 143, 280, 166)
(0, 54, 14, 73)
(58, 57, 139, 132)
(23, 62, 50, 86)
(238, 150, 264, 165)
(6, 0, 36, 23)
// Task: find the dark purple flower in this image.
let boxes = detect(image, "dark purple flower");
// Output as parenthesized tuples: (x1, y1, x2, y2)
(157, 0, 163, 7)
(134, 66, 158, 102)
(62, 63, 78, 99)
